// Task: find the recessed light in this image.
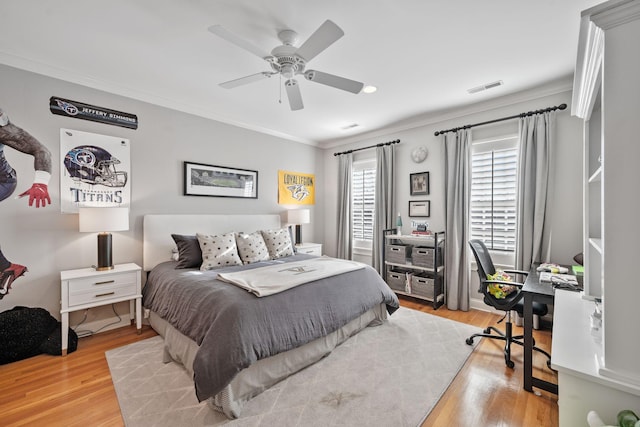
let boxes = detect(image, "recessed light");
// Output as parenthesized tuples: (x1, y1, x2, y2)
(362, 85, 377, 94)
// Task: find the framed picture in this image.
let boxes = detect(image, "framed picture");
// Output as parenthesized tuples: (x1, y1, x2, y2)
(410, 172, 429, 196)
(184, 161, 258, 198)
(60, 128, 131, 213)
(409, 200, 430, 217)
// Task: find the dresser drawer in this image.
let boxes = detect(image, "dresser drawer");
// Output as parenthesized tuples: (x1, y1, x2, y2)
(67, 272, 138, 306)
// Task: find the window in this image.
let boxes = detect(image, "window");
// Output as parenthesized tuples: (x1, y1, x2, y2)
(470, 136, 519, 251)
(352, 160, 376, 245)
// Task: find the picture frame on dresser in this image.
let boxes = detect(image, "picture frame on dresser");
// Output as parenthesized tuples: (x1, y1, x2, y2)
(183, 161, 258, 198)
(410, 172, 429, 195)
(409, 200, 430, 217)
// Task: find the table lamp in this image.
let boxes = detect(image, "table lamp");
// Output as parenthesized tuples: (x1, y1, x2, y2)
(79, 207, 129, 270)
(287, 209, 310, 246)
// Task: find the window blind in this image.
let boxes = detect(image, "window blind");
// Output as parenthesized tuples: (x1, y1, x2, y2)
(352, 167, 376, 241)
(470, 147, 518, 251)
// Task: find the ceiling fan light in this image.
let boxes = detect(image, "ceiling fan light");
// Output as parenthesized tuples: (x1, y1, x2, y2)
(362, 85, 377, 94)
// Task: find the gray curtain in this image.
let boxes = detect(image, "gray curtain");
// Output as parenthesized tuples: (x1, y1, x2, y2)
(336, 153, 353, 260)
(372, 144, 395, 273)
(443, 129, 471, 311)
(515, 111, 555, 271)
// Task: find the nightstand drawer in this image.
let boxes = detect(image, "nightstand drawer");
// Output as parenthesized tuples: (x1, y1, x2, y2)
(67, 272, 137, 293)
(67, 272, 138, 306)
(296, 243, 322, 256)
(68, 281, 137, 306)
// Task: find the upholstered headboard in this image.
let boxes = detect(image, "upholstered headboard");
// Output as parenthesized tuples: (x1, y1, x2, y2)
(143, 214, 281, 271)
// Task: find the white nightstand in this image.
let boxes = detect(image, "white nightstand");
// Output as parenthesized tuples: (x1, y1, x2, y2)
(296, 242, 322, 256)
(60, 263, 142, 355)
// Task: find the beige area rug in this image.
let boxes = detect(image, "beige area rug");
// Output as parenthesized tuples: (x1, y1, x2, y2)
(106, 307, 481, 427)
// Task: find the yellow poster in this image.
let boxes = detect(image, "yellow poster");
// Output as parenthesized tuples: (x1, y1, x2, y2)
(278, 170, 315, 205)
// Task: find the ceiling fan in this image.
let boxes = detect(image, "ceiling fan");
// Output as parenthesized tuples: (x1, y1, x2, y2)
(208, 20, 364, 111)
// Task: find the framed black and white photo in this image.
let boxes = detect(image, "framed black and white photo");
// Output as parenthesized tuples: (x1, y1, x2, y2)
(409, 200, 430, 217)
(184, 161, 258, 198)
(410, 171, 429, 196)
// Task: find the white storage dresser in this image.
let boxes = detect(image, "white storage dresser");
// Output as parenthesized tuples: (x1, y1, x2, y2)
(60, 263, 142, 355)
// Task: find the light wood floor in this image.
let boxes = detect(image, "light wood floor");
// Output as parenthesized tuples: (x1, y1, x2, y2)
(0, 298, 558, 427)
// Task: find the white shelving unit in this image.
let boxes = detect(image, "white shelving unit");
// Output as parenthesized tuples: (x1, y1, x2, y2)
(555, 0, 640, 424)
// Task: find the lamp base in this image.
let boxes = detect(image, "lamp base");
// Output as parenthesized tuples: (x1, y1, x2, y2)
(96, 233, 114, 271)
(295, 224, 302, 246)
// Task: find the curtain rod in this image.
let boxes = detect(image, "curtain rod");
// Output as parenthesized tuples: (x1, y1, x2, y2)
(333, 139, 400, 156)
(433, 103, 567, 136)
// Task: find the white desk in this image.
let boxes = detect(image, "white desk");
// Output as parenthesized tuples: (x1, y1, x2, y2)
(552, 290, 640, 425)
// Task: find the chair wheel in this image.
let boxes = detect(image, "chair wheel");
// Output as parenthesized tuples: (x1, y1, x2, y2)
(483, 327, 491, 334)
(466, 338, 474, 345)
(506, 360, 515, 369)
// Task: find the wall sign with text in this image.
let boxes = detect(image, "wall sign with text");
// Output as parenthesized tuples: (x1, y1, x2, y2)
(278, 170, 315, 205)
(60, 128, 130, 213)
(50, 97, 138, 129)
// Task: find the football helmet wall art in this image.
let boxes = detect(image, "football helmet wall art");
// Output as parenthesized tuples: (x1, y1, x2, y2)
(63, 145, 127, 187)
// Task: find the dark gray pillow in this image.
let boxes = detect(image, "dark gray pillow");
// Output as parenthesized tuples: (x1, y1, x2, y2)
(171, 234, 202, 269)
(289, 226, 298, 254)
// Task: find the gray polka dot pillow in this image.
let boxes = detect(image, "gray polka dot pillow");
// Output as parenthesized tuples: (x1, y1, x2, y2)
(235, 231, 270, 264)
(196, 232, 242, 270)
(260, 228, 295, 259)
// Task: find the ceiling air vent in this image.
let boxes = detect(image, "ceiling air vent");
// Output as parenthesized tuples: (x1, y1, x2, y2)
(467, 80, 503, 94)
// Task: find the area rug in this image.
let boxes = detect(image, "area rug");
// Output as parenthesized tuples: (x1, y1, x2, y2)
(106, 307, 481, 427)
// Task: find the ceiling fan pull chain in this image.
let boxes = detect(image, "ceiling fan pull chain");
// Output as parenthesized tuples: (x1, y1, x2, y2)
(279, 73, 283, 104)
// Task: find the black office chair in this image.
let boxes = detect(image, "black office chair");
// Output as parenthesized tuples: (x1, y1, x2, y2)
(465, 239, 551, 368)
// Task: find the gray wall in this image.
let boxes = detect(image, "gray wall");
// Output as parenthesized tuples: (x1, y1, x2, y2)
(322, 90, 584, 310)
(0, 64, 323, 329)
(0, 62, 585, 325)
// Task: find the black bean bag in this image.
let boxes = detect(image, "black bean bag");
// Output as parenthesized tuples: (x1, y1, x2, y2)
(0, 306, 78, 364)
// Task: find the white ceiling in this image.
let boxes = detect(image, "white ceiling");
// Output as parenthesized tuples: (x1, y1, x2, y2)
(0, 0, 601, 146)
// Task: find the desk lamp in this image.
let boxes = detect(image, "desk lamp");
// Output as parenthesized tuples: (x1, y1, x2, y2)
(79, 207, 129, 270)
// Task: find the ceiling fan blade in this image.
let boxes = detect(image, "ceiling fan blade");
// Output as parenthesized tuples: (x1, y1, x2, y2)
(219, 72, 274, 89)
(285, 79, 304, 111)
(295, 20, 344, 62)
(208, 25, 271, 59)
(304, 70, 364, 94)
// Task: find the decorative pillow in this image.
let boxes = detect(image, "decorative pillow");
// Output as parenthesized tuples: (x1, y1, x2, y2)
(171, 234, 203, 269)
(261, 228, 295, 259)
(197, 232, 242, 270)
(487, 270, 518, 299)
(235, 231, 270, 264)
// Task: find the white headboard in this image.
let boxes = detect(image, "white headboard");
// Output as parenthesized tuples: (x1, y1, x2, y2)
(143, 214, 281, 271)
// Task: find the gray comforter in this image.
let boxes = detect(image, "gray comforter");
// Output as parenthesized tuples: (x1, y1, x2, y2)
(142, 254, 399, 402)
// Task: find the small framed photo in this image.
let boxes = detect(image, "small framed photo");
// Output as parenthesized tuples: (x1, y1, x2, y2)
(410, 172, 429, 196)
(409, 200, 430, 217)
(184, 161, 258, 198)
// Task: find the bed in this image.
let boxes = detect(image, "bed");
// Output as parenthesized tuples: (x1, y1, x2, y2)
(142, 214, 399, 418)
